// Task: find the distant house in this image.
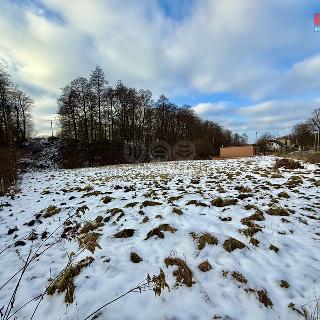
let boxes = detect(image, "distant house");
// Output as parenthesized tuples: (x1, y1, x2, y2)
(267, 138, 294, 153)
(220, 145, 259, 158)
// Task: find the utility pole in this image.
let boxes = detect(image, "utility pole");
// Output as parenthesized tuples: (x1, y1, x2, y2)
(255, 132, 258, 145)
(51, 121, 53, 138)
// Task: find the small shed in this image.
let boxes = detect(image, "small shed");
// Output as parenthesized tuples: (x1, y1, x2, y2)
(220, 145, 259, 158)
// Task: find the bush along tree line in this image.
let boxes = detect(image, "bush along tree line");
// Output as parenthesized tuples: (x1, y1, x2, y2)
(0, 64, 34, 194)
(57, 66, 243, 167)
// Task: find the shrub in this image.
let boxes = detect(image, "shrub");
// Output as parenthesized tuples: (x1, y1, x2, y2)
(274, 158, 303, 170)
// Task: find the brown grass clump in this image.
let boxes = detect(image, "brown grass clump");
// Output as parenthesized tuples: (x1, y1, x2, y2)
(140, 200, 162, 208)
(76, 205, 89, 215)
(198, 260, 212, 272)
(100, 196, 114, 204)
(79, 216, 104, 234)
(223, 237, 246, 253)
(28, 231, 38, 241)
(78, 232, 101, 253)
(47, 256, 94, 303)
(232, 271, 248, 284)
(280, 280, 289, 288)
(145, 224, 177, 240)
(186, 200, 208, 207)
(190, 232, 218, 250)
(257, 289, 273, 308)
(142, 216, 149, 223)
(250, 238, 260, 247)
(124, 202, 139, 208)
(278, 192, 290, 198)
(42, 205, 61, 218)
(286, 176, 303, 188)
(237, 193, 253, 200)
(211, 197, 238, 207)
(114, 228, 135, 238)
(241, 210, 265, 227)
(268, 207, 290, 216)
(75, 185, 93, 192)
(81, 190, 102, 198)
(269, 244, 279, 253)
(172, 207, 183, 215)
(235, 185, 252, 193)
(240, 226, 262, 238)
(107, 208, 124, 216)
(130, 252, 143, 263)
(147, 268, 170, 296)
(245, 288, 273, 308)
(275, 158, 303, 170)
(164, 257, 194, 287)
(167, 195, 183, 204)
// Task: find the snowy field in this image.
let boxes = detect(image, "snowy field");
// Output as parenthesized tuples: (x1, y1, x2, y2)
(0, 157, 319, 320)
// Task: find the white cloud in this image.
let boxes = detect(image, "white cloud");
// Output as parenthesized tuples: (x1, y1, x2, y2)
(0, 0, 319, 135)
(194, 97, 320, 142)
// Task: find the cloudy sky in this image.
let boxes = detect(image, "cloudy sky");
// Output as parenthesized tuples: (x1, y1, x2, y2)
(1, 0, 320, 141)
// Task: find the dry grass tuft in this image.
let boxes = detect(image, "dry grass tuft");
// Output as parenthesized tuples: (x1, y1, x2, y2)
(140, 200, 162, 208)
(100, 196, 114, 204)
(80, 216, 104, 234)
(211, 197, 238, 207)
(257, 289, 273, 308)
(145, 224, 177, 240)
(147, 268, 170, 296)
(130, 252, 143, 263)
(172, 207, 183, 215)
(124, 202, 139, 208)
(223, 237, 246, 253)
(198, 260, 212, 272)
(235, 185, 252, 193)
(42, 205, 61, 218)
(186, 200, 208, 207)
(78, 232, 102, 253)
(114, 228, 135, 238)
(245, 288, 273, 308)
(164, 257, 194, 287)
(76, 205, 89, 215)
(240, 226, 262, 238)
(232, 271, 247, 284)
(190, 232, 218, 250)
(280, 280, 289, 288)
(47, 256, 94, 303)
(269, 244, 279, 253)
(278, 192, 290, 199)
(107, 208, 124, 216)
(268, 207, 290, 216)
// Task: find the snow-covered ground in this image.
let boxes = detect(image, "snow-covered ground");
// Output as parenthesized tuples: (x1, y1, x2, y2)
(0, 157, 319, 320)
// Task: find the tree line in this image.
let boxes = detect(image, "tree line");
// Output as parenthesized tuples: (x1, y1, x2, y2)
(290, 108, 320, 147)
(0, 64, 33, 147)
(57, 66, 241, 166)
(256, 107, 320, 153)
(0, 64, 33, 193)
